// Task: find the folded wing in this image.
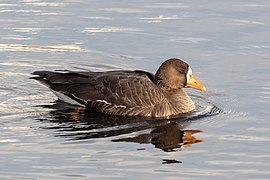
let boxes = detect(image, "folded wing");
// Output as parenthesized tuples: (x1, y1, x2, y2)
(32, 70, 165, 116)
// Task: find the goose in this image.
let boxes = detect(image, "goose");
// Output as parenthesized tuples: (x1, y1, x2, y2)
(32, 58, 206, 118)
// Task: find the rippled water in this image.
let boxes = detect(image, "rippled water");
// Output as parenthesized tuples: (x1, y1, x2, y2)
(1, 0, 270, 179)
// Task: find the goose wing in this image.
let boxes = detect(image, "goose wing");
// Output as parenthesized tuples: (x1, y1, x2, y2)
(32, 70, 165, 116)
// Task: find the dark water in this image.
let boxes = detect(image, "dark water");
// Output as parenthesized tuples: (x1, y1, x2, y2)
(1, 1, 270, 179)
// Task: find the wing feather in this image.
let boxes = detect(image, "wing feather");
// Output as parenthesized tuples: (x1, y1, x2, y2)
(33, 70, 166, 116)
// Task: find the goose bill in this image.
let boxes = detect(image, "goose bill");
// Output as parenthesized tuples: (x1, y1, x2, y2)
(186, 75, 206, 91)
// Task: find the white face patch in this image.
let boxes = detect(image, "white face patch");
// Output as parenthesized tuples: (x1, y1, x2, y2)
(186, 66, 193, 83)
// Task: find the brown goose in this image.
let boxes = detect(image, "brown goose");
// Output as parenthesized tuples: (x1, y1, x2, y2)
(32, 58, 206, 118)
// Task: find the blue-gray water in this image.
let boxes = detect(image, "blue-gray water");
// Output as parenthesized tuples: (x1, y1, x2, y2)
(0, 1, 270, 179)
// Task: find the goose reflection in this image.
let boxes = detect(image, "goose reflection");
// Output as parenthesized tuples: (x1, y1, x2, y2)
(39, 101, 204, 152)
(113, 122, 203, 152)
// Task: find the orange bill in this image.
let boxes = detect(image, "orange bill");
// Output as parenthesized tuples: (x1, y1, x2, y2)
(186, 75, 206, 91)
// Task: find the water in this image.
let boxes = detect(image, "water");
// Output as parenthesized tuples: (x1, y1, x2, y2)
(0, 0, 270, 179)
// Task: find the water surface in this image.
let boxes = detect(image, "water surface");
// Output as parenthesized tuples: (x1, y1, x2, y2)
(0, 0, 270, 179)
